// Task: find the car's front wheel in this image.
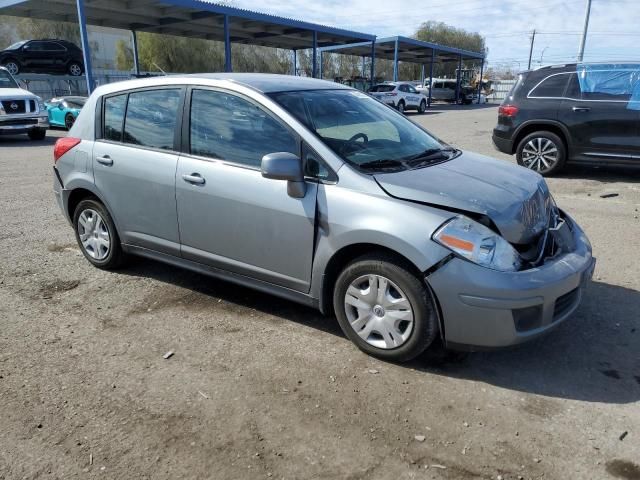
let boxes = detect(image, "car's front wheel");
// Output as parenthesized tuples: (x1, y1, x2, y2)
(68, 62, 83, 76)
(333, 253, 439, 362)
(418, 100, 427, 114)
(65, 113, 76, 130)
(397, 101, 405, 114)
(516, 131, 566, 176)
(73, 198, 124, 269)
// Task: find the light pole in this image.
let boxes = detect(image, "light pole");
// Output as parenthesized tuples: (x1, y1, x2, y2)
(577, 0, 592, 62)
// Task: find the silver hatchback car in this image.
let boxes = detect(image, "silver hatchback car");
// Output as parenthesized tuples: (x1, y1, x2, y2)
(53, 74, 595, 362)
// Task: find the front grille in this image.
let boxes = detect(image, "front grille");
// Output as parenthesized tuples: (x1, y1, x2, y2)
(0, 118, 37, 126)
(29, 100, 36, 112)
(553, 288, 580, 320)
(1, 100, 26, 114)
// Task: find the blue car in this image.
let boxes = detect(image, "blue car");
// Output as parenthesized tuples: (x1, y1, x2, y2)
(45, 96, 86, 130)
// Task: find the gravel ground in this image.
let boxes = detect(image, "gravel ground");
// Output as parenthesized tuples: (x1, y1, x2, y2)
(1, 106, 639, 480)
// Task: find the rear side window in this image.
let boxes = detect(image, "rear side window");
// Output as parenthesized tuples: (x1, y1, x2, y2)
(529, 73, 570, 98)
(577, 69, 640, 101)
(103, 94, 126, 142)
(189, 89, 297, 167)
(123, 89, 181, 150)
(369, 85, 395, 93)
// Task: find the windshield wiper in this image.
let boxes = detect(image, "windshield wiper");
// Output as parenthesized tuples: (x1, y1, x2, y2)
(403, 147, 457, 162)
(358, 159, 408, 171)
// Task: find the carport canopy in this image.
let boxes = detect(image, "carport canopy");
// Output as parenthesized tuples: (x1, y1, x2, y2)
(0, 0, 375, 91)
(320, 35, 485, 105)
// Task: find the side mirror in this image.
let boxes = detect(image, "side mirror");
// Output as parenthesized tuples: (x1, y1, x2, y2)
(261, 152, 306, 198)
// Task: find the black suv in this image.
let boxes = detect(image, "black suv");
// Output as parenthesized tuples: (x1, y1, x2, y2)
(0, 39, 84, 77)
(492, 63, 640, 175)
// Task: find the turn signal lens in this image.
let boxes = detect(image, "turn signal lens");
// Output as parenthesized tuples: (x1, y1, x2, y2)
(53, 137, 81, 163)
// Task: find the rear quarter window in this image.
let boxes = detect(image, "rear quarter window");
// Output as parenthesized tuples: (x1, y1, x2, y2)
(528, 73, 571, 98)
(103, 94, 126, 142)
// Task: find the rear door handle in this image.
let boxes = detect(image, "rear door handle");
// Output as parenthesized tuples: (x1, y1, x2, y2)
(96, 155, 113, 166)
(182, 173, 205, 185)
(572, 106, 591, 112)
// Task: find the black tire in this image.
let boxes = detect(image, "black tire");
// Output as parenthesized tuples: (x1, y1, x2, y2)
(397, 101, 405, 114)
(516, 130, 566, 176)
(2, 58, 20, 75)
(418, 100, 426, 114)
(27, 128, 46, 140)
(65, 113, 75, 130)
(333, 253, 438, 363)
(72, 198, 124, 270)
(68, 62, 83, 76)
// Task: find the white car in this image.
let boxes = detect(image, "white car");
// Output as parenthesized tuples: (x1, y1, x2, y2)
(0, 66, 48, 139)
(368, 82, 428, 114)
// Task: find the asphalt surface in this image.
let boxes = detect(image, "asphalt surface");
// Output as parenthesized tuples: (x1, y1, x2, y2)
(0, 106, 639, 480)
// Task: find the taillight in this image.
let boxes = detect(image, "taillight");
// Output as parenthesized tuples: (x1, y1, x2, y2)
(53, 137, 81, 163)
(498, 105, 519, 117)
(386, 92, 398, 96)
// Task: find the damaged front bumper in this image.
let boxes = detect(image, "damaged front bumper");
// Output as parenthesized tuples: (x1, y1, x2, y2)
(427, 213, 595, 349)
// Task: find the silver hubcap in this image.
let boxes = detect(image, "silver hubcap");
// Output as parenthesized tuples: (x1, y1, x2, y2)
(344, 274, 414, 349)
(78, 209, 110, 260)
(5, 62, 18, 75)
(522, 137, 559, 173)
(70, 64, 82, 76)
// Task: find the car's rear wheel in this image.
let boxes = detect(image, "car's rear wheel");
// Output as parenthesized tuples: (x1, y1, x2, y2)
(27, 128, 46, 140)
(2, 59, 20, 75)
(418, 100, 427, 114)
(68, 62, 83, 76)
(65, 113, 75, 130)
(333, 253, 438, 362)
(397, 101, 405, 114)
(73, 198, 124, 270)
(516, 131, 566, 176)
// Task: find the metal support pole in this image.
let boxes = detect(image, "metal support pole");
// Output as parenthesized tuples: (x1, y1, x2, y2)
(477, 59, 484, 104)
(577, 0, 592, 62)
(393, 38, 399, 82)
(427, 49, 435, 107)
(312, 31, 318, 78)
(420, 64, 425, 84)
(75, 0, 94, 93)
(362, 56, 365, 77)
(370, 40, 376, 88)
(223, 15, 232, 72)
(455, 55, 462, 105)
(131, 30, 140, 76)
(292, 49, 297, 76)
(319, 51, 323, 79)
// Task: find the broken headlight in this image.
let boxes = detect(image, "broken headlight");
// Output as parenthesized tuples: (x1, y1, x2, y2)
(433, 216, 522, 272)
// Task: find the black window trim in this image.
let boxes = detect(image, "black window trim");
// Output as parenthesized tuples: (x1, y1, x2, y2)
(181, 85, 303, 173)
(527, 70, 635, 103)
(97, 85, 186, 154)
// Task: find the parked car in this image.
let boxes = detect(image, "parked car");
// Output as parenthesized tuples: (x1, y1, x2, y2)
(0, 39, 84, 76)
(492, 63, 640, 175)
(53, 74, 595, 362)
(45, 96, 87, 130)
(420, 78, 474, 104)
(368, 82, 428, 113)
(0, 66, 48, 139)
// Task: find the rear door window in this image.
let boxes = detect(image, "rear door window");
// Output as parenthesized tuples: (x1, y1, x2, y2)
(122, 89, 181, 150)
(577, 68, 640, 101)
(529, 73, 570, 98)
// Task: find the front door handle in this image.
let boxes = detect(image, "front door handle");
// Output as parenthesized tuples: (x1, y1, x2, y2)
(96, 155, 113, 166)
(572, 106, 591, 112)
(182, 173, 205, 185)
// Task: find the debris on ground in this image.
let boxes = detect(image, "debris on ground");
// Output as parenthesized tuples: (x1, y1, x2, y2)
(163, 351, 174, 359)
(431, 464, 447, 469)
(619, 431, 628, 441)
(600, 192, 619, 198)
(414, 435, 426, 442)
(368, 369, 379, 374)
(198, 390, 209, 399)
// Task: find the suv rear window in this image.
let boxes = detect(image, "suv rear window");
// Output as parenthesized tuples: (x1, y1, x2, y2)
(369, 85, 395, 93)
(529, 73, 570, 98)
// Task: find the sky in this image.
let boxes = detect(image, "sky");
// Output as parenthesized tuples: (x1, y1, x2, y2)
(231, 0, 640, 69)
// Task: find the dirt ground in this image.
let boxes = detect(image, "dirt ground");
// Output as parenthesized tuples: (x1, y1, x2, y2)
(1, 104, 639, 480)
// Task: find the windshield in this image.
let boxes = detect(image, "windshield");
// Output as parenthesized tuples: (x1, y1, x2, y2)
(368, 84, 395, 93)
(269, 89, 454, 172)
(0, 69, 18, 89)
(6, 41, 26, 50)
(65, 98, 86, 108)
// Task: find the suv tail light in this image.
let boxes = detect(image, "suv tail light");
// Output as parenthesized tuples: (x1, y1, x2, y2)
(53, 137, 81, 163)
(498, 105, 519, 117)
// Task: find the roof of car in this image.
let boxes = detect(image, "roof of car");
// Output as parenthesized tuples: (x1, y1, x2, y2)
(94, 73, 352, 95)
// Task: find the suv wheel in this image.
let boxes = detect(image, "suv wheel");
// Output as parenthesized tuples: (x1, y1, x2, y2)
(418, 100, 427, 114)
(516, 131, 566, 176)
(73, 198, 124, 269)
(3, 59, 20, 75)
(397, 101, 405, 114)
(68, 62, 83, 76)
(333, 253, 438, 362)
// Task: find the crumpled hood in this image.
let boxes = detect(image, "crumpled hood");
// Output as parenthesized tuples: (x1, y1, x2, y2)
(0, 87, 37, 98)
(374, 151, 552, 244)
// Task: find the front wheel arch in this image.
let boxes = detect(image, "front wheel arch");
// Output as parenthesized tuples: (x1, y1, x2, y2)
(511, 121, 570, 156)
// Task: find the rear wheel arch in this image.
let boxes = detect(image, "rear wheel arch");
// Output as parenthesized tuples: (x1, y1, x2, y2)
(512, 121, 570, 155)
